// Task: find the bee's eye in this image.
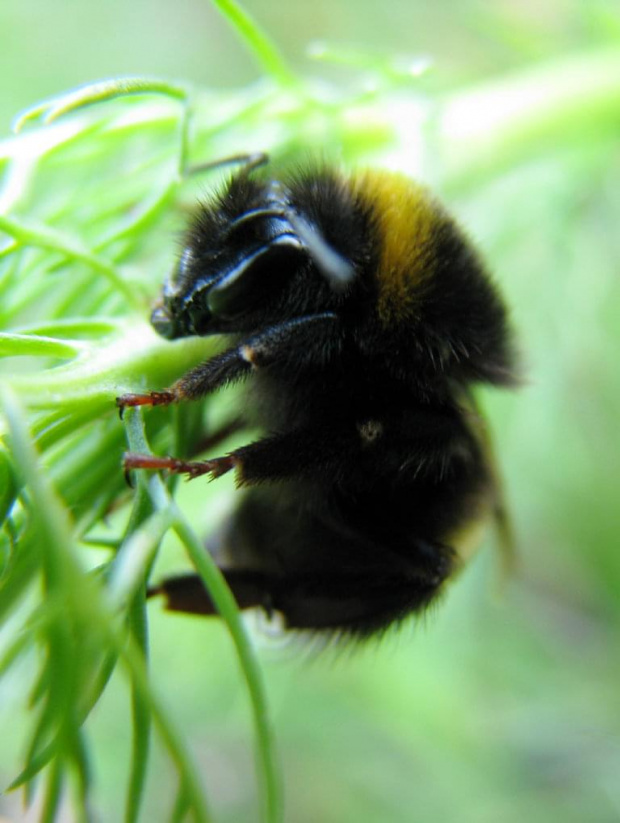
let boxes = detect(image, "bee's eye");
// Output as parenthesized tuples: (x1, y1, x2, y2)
(207, 235, 303, 319)
(150, 305, 177, 339)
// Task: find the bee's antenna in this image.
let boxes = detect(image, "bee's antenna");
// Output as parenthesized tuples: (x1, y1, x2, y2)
(185, 152, 269, 179)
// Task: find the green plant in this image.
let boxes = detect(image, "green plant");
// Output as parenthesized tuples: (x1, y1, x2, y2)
(2, 1, 620, 821)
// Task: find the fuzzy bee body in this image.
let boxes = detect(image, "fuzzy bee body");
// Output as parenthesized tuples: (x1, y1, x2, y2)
(119, 161, 516, 638)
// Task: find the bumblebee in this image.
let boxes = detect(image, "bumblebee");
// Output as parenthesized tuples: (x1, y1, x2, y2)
(118, 155, 517, 638)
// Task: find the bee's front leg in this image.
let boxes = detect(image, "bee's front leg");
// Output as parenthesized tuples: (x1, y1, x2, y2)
(116, 312, 340, 415)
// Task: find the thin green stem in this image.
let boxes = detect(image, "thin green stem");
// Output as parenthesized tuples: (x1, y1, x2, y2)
(125, 592, 152, 823)
(211, 0, 298, 90)
(125, 409, 282, 823)
(14, 77, 188, 132)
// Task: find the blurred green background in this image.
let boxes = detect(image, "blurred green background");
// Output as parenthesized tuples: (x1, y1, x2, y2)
(4, 0, 616, 131)
(1, 1, 620, 821)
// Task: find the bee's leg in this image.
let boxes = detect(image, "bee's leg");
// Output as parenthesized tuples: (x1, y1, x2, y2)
(148, 570, 271, 615)
(149, 548, 454, 632)
(116, 312, 340, 414)
(124, 408, 469, 485)
(116, 389, 177, 415)
(125, 424, 360, 484)
(147, 491, 456, 632)
(169, 313, 340, 401)
(123, 452, 238, 480)
(114, 345, 251, 414)
(121, 418, 245, 484)
(227, 428, 354, 485)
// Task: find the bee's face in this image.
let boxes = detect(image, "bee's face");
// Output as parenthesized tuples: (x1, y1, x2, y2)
(151, 171, 367, 342)
(152, 164, 517, 390)
(151, 207, 307, 339)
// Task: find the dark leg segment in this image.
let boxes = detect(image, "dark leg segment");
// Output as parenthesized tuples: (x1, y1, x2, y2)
(123, 452, 237, 479)
(116, 312, 340, 413)
(149, 570, 272, 615)
(173, 312, 340, 401)
(149, 535, 454, 635)
(124, 423, 360, 484)
(116, 390, 176, 416)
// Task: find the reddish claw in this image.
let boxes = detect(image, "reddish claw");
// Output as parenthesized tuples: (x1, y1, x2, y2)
(123, 452, 237, 481)
(116, 391, 176, 418)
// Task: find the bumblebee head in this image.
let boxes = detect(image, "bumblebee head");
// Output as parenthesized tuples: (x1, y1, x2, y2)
(151, 229, 307, 340)
(151, 170, 363, 341)
(152, 162, 517, 389)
